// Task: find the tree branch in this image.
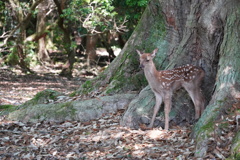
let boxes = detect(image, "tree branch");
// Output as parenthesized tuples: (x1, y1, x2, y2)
(0, 0, 44, 47)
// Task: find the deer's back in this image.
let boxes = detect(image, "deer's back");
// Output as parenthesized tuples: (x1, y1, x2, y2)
(157, 64, 204, 89)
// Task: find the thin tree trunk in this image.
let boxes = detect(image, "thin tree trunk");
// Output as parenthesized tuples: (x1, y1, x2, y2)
(100, 32, 116, 60)
(86, 34, 98, 66)
(8, 0, 43, 73)
(54, 0, 75, 78)
(37, 0, 50, 63)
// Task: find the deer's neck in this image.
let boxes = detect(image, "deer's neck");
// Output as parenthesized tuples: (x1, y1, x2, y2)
(143, 63, 161, 85)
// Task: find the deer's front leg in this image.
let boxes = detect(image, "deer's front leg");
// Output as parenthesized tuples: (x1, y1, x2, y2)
(163, 94, 172, 130)
(148, 93, 162, 128)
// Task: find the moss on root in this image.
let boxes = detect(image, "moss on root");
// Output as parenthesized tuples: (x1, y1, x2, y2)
(0, 105, 18, 116)
(0, 105, 14, 110)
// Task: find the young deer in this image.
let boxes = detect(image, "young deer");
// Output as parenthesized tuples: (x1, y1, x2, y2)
(137, 48, 205, 130)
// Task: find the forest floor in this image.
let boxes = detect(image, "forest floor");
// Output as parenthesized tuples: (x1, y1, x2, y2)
(0, 60, 237, 159)
(0, 66, 81, 105)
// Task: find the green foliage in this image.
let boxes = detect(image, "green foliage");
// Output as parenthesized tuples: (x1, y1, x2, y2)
(112, 0, 149, 39)
(24, 41, 38, 66)
(0, 1, 5, 28)
(126, 0, 148, 7)
(7, 47, 19, 65)
(1, 0, 149, 70)
(60, 0, 148, 40)
(62, 0, 118, 33)
(5, 40, 38, 67)
(53, 27, 64, 50)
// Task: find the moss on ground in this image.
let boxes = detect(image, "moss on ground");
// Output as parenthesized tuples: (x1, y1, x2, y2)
(0, 105, 14, 110)
(69, 91, 77, 97)
(22, 89, 62, 107)
(0, 105, 18, 116)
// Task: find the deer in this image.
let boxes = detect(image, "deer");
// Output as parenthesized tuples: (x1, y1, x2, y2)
(137, 48, 205, 130)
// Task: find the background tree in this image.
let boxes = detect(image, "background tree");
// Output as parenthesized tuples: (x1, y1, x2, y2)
(36, 0, 51, 63)
(53, 0, 75, 77)
(61, 0, 130, 65)
(2, 0, 44, 72)
(0, 0, 148, 77)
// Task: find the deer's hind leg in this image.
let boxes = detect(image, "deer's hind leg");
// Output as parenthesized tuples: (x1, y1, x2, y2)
(183, 83, 205, 120)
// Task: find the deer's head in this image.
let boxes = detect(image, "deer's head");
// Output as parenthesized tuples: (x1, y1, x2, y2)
(136, 48, 159, 69)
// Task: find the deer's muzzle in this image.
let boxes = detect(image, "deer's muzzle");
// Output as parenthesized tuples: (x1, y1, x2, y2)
(139, 64, 144, 69)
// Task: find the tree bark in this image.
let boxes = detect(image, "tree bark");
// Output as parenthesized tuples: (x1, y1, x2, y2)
(8, 0, 44, 72)
(100, 33, 115, 60)
(36, 0, 51, 63)
(54, 0, 75, 78)
(193, 1, 240, 157)
(86, 34, 98, 66)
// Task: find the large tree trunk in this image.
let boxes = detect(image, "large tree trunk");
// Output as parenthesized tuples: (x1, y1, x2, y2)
(77, 0, 240, 158)
(193, 1, 240, 157)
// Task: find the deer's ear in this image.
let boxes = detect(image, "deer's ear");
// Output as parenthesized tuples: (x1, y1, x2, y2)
(151, 48, 158, 58)
(136, 50, 142, 56)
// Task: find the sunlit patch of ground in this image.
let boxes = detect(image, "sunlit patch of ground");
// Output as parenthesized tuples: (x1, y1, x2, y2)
(0, 67, 81, 105)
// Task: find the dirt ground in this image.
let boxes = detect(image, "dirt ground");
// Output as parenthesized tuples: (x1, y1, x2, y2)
(0, 49, 114, 106)
(0, 65, 85, 106)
